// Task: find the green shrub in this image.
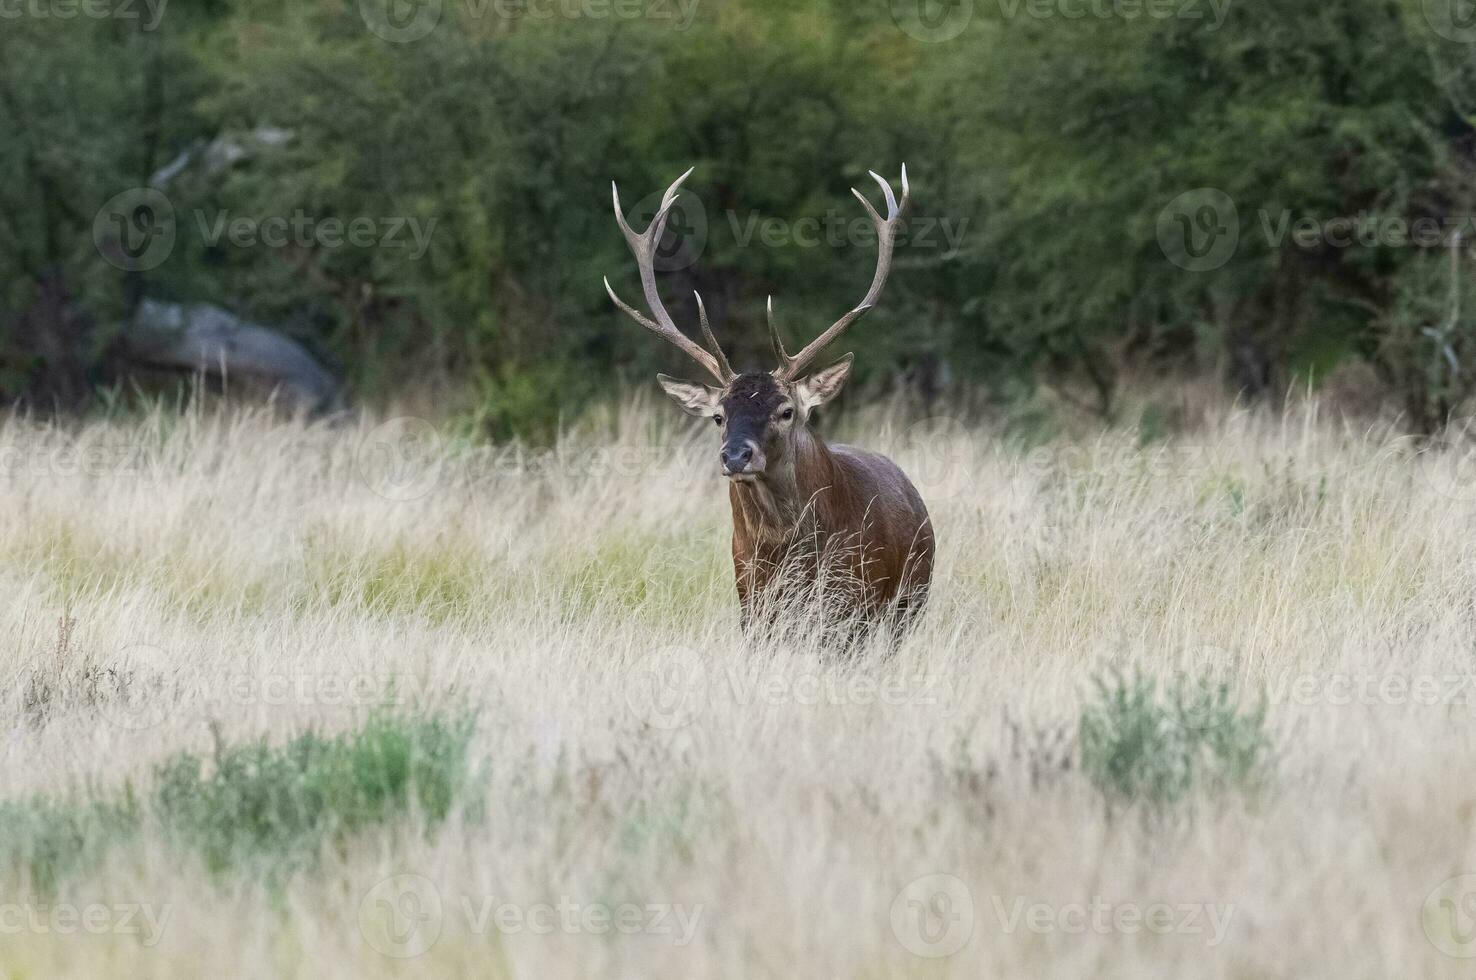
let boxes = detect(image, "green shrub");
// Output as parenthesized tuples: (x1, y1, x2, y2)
(0, 791, 142, 896)
(154, 712, 477, 878)
(0, 710, 478, 891)
(1078, 672, 1271, 807)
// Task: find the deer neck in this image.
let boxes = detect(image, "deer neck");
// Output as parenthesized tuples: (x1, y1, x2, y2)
(728, 429, 834, 551)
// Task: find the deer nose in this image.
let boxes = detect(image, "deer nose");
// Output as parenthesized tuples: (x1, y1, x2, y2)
(720, 444, 753, 474)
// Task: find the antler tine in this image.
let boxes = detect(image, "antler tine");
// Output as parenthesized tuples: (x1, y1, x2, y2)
(776, 164, 911, 381)
(694, 292, 733, 380)
(766, 296, 794, 375)
(605, 167, 734, 384)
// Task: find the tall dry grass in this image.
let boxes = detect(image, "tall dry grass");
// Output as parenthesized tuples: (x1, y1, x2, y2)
(2, 391, 1476, 978)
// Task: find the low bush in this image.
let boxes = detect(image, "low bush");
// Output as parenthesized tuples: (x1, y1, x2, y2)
(0, 710, 478, 891)
(1078, 672, 1271, 807)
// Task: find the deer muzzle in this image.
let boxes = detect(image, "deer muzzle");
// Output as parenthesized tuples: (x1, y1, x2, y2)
(720, 440, 765, 479)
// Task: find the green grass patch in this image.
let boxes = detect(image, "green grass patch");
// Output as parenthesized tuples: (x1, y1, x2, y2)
(1079, 672, 1271, 807)
(0, 710, 479, 892)
(301, 532, 485, 622)
(544, 527, 729, 623)
(8, 518, 274, 618)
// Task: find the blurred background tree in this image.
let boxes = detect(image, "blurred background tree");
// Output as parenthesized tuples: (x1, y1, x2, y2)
(4, 0, 1476, 435)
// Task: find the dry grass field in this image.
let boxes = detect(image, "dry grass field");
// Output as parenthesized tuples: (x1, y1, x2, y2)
(3, 390, 1476, 978)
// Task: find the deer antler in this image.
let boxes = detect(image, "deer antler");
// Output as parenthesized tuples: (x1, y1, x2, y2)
(771, 165, 910, 381)
(604, 168, 734, 384)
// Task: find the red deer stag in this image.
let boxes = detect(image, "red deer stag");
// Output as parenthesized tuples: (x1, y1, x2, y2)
(604, 166, 934, 639)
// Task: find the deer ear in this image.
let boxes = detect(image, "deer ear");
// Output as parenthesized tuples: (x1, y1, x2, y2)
(657, 374, 723, 417)
(796, 353, 853, 414)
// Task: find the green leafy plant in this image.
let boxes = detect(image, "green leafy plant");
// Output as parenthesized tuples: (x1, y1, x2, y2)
(0, 710, 479, 892)
(1078, 671, 1271, 807)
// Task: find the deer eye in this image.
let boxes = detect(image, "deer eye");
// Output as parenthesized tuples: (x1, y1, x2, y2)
(713, 414, 724, 427)
(780, 407, 794, 422)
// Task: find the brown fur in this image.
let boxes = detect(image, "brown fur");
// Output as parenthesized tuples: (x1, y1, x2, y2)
(726, 422, 935, 636)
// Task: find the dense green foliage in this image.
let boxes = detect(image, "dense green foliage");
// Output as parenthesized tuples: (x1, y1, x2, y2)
(4, 0, 1476, 431)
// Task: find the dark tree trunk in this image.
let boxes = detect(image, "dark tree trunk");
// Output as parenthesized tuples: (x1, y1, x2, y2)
(11, 268, 93, 412)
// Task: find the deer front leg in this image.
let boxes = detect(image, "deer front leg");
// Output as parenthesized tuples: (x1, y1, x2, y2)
(733, 549, 778, 638)
(734, 557, 758, 637)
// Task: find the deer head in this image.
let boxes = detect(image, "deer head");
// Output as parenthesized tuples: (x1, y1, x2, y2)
(604, 166, 909, 480)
